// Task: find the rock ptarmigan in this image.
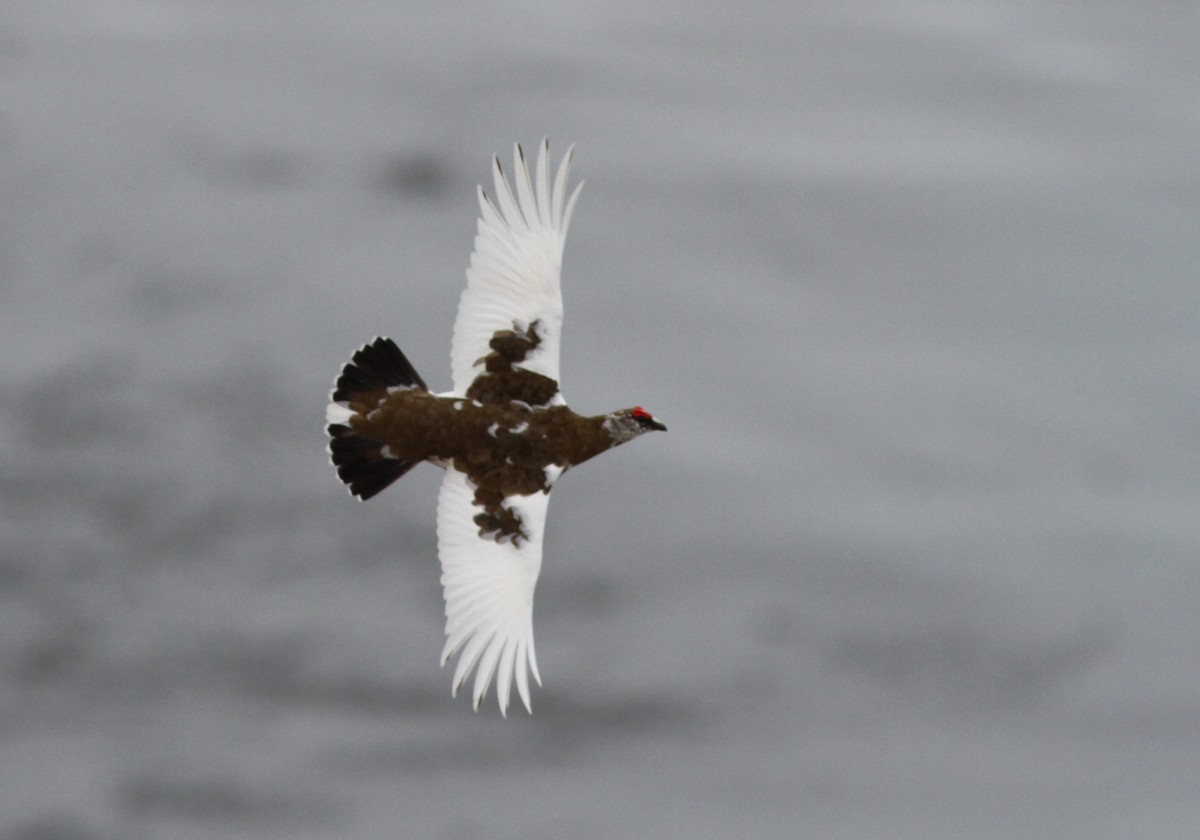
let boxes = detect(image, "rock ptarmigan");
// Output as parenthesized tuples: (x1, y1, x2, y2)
(325, 141, 665, 715)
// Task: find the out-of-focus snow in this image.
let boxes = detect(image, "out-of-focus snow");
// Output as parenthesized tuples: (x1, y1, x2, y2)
(1, 1, 1197, 837)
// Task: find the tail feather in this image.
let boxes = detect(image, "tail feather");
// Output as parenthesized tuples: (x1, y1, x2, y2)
(327, 336, 427, 500)
(331, 336, 427, 401)
(328, 425, 418, 500)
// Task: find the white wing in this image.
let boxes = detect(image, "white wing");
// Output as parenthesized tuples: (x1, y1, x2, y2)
(436, 467, 552, 715)
(449, 139, 583, 396)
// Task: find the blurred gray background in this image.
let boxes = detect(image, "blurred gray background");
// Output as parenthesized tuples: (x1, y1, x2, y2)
(1, 2, 1198, 838)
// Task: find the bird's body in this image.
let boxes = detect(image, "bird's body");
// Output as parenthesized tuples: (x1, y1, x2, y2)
(326, 141, 664, 715)
(345, 388, 613, 495)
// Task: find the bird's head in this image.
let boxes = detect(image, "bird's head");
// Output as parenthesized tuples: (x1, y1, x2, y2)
(603, 406, 667, 445)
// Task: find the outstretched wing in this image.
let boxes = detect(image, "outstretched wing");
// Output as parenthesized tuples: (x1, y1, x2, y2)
(436, 467, 552, 715)
(449, 140, 583, 396)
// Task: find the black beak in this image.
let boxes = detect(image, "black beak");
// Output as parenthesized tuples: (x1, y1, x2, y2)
(649, 419, 667, 432)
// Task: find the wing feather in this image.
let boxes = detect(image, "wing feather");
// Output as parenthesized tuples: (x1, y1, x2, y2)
(495, 638, 517, 712)
(449, 140, 583, 395)
(491, 155, 527, 238)
(436, 467, 551, 715)
(513, 637, 532, 712)
(512, 145, 540, 231)
(535, 145, 552, 228)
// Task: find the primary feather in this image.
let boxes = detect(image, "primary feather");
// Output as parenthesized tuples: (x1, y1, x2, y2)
(437, 467, 548, 715)
(449, 140, 583, 396)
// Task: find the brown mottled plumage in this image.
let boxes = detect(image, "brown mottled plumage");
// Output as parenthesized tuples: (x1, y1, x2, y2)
(328, 322, 630, 542)
(342, 385, 613, 541)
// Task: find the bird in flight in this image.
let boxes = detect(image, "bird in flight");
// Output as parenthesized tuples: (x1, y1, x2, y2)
(326, 141, 666, 715)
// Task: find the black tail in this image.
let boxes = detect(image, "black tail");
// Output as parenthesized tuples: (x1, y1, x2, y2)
(331, 336, 427, 401)
(326, 337, 427, 500)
